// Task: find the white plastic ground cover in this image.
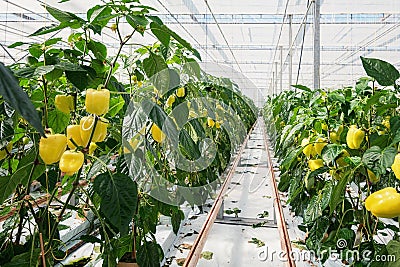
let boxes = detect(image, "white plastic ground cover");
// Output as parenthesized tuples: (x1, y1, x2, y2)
(161, 121, 284, 267)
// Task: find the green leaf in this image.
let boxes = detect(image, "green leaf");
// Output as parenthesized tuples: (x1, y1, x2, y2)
(87, 5, 112, 27)
(0, 63, 45, 136)
(45, 5, 84, 24)
(304, 181, 332, 222)
(34, 66, 55, 76)
(0, 118, 14, 149)
(44, 37, 63, 46)
(8, 42, 26, 49)
(126, 14, 149, 34)
(149, 21, 201, 60)
(280, 146, 302, 170)
(143, 52, 168, 79)
(0, 147, 45, 203)
(182, 58, 201, 80)
(107, 96, 125, 117)
(291, 84, 311, 92)
(29, 21, 75, 37)
(55, 62, 85, 72)
(137, 241, 164, 267)
(65, 70, 88, 90)
(80, 235, 103, 244)
(88, 40, 107, 61)
(386, 240, 400, 267)
(48, 110, 70, 133)
(306, 217, 330, 251)
(150, 21, 170, 48)
(93, 172, 138, 235)
(360, 57, 400, 86)
(179, 129, 201, 160)
(329, 171, 351, 214)
(201, 251, 213, 260)
(171, 209, 184, 235)
(322, 144, 343, 164)
(3, 249, 40, 267)
(362, 146, 397, 175)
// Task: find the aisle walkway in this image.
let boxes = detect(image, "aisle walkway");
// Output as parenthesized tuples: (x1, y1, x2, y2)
(165, 120, 286, 267)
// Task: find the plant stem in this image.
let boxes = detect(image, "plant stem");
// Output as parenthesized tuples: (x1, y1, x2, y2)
(85, 116, 99, 150)
(42, 76, 49, 129)
(104, 29, 136, 88)
(46, 168, 83, 251)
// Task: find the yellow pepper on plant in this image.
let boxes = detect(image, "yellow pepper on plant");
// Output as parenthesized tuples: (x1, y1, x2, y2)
(314, 138, 327, 156)
(55, 95, 74, 114)
(176, 87, 185, 98)
(392, 154, 400, 180)
(0, 142, 13, 160)
(365, 187, 400, 218)
(67, 125, 84, 149)
(308, 159, 324, 171)
(59, 150, 84, 176)
(85, 86, 110, 115)
(207, 117, 215, 127)
(39, 134, 67, 164)
(346, 125, 365, 149)
(367, 169, 379, 184)
(301, 138, 315, 159)
(80, 116, 108, 146)
(151, 124, 165, 144)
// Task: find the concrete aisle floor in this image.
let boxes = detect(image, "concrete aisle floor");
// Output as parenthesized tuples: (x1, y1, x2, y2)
(166, 120, 286, 267)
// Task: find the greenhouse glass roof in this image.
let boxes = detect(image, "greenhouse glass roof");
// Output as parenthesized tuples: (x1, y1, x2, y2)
(0, 0, 399, 105)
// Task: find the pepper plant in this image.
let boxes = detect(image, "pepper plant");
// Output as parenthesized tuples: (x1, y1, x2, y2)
(0, 0, 256, 266)
(264, 57, 400, 266)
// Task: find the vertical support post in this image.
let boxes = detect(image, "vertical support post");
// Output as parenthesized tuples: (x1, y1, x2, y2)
(288, 14, 293, 91)
(279, 46, 283, 94)
(274, 62, 278, 95)
(217, 200, 224, 219)
(313, 0, 321, 90)
(272, 72, 275, 96)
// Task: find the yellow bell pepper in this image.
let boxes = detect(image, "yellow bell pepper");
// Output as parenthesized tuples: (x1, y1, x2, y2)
(67, 125, 84, 149)
(365, 187, 400, 218)
(176, 87, 185, 98)
(207, 117, 215, 128)
(314, 138, 328, 156)
(301, 138, 315, 159)
(382, 119, 390, 129)
(80, 116, 108, 146)
(330, 131, 340, 143)
(367, 169, 379, 184)
(123, 138, 140, 154)
(85, 87, 110, 115)
(308, 159, 324, 171)
(346, 125, 365, 149)
(392, 154, 400, 180)
(39, 134, 67, 164)
(166, 95, 176, 107)
(89, 142, 97, 155)
(0, 142, 13, 160)
(59, 150, 84, 176)
(321, 123, 328, 131)
(151, 124, 166, 144)
(55, 95, 74, 114)
(336, 150, 350, 167)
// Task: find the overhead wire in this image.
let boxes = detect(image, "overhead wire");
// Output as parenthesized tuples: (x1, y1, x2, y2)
(203, 0, 243, 73)
(155, 0, 218, 62)
(296, 0, 310, 85)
